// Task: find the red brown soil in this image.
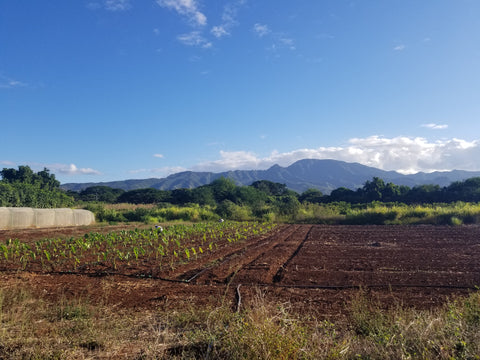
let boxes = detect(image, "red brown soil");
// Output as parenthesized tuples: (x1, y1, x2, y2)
(1, 224, 479, 318)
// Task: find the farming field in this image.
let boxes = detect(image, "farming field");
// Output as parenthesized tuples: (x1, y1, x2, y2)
(1, 222, 479, 317)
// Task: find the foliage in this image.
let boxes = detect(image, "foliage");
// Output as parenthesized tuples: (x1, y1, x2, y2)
(298, 188, 323, 203)
(1, 166, 60, 190)
(117, 188, 168, 204)
(1, 221, 276, 273)
(0, 165, 73, 208)
(6, 163, 480, 224)
(250, 180, 290, 196)
(314, 176, 480, 205)
(78, 186, 125, 202)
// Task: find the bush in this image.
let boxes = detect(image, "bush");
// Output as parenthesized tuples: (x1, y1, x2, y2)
(84, 204, 126, 223)
(344, 210, 398, 225)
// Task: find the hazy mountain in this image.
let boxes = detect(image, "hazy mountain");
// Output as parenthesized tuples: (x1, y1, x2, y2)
(61, 159, 480, 194)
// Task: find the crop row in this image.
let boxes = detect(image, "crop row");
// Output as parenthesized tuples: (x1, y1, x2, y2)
(0, 221, 276, 273)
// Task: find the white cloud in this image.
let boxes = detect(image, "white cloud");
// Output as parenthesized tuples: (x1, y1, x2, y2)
(188, 136, 480, 175)
(192, 151, 262, 172)
(210, 0, 245, 39)
(104, 0, 131, 11)
(177, 31, 212, 48)
(0, 75, 27, 89)
(253, 23, 270, 37)
(394, 44, 406, 51)
(55, 164, 101, 176)
(422, 123, 448, 130)
(211, 25, 229, 38)
(157, 0, 207, 26)
(153, 154, 164, 158)
(253, 24, 296, 53)
(0, 162, 100, 176)
(279, 37, 295, 50)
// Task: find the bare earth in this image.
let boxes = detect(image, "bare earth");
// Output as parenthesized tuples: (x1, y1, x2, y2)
(1, 224, 479, 319)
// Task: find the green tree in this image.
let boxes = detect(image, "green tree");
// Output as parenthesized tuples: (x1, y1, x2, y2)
(210, 177, 237, 203)
(36, 168, 60, 190)
(275, 194, 300, 217)
(405, 184, 442, 203)
(117, 188, 168, 204)
(79, 186, 125, 203)
(191, 186, 216, 206)
(170, 188, 194, 204)
(234, 186, 268, 206)
(445, 177, 480, 202)
(250, 180, 289, 196)
(0, 166, 72, 207)
(328, 187, 359, 203)
(0, 183, 18, 206)
(299, 188, 323, 203)
(362, 177, 386, 202)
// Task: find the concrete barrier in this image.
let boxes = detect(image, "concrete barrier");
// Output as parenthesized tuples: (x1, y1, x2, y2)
(0, 207, 95, 229)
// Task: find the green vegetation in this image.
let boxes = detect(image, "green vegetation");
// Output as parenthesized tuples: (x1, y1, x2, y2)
(293, 201, 480, 225)
(4, 165, 480, 225)
(72, 174, 480, 225)
(0, 221, 275, 273)
(1, 283, 479, 359)
(0, 166, 73, 207)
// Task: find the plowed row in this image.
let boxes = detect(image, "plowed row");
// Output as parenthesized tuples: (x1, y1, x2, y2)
(1, 224, 479, 317)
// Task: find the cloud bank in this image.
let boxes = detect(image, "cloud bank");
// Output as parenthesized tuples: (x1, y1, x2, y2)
(51, 164, 102, 176)
(191, 136, 480, 175)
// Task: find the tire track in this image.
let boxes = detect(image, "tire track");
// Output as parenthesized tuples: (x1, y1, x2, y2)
(272, 225, 313, 283)
(192, 224, 301, 284)
(159, 224, 289, 282)
(229, 225, 312, 285)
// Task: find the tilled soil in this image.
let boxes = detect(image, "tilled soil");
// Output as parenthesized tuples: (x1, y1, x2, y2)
(1, 224, 479, 318)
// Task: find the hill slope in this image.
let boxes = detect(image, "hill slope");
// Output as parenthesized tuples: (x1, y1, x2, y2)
(61, 159, 480, 194)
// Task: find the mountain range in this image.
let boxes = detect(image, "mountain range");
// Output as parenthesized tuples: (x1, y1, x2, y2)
(60, 159, 480, 194)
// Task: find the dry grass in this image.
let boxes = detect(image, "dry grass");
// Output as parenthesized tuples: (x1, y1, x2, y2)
(1, 281, 479, 359)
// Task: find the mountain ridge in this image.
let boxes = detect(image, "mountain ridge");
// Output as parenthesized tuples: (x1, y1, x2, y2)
(60, 159, 480, 194)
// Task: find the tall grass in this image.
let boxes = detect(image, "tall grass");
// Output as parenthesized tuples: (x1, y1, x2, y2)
(294, 201, 480, 225)
(1, 282, 479, 359)
(84, 203, 220, 224)
(86, 201, 480, 225)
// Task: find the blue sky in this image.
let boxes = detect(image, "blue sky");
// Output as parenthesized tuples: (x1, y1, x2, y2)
(1, 0, 480, 184)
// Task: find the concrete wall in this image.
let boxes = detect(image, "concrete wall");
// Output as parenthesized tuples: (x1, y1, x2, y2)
(0, 207, 95, 229)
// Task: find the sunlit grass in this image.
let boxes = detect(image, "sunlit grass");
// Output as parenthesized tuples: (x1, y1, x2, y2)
(294, 201, 480, 225)
(1, 281, 479, 359)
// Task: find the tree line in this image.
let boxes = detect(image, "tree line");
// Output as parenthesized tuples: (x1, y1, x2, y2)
(69, 178, 302, 219)
(323, 177, 480, 204)
(2, 165, 480, 210)
(69, 176, 480, 206)
(0, 166, 73, 207)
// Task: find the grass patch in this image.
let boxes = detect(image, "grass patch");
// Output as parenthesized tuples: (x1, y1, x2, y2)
(1, 282, 479, 359)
